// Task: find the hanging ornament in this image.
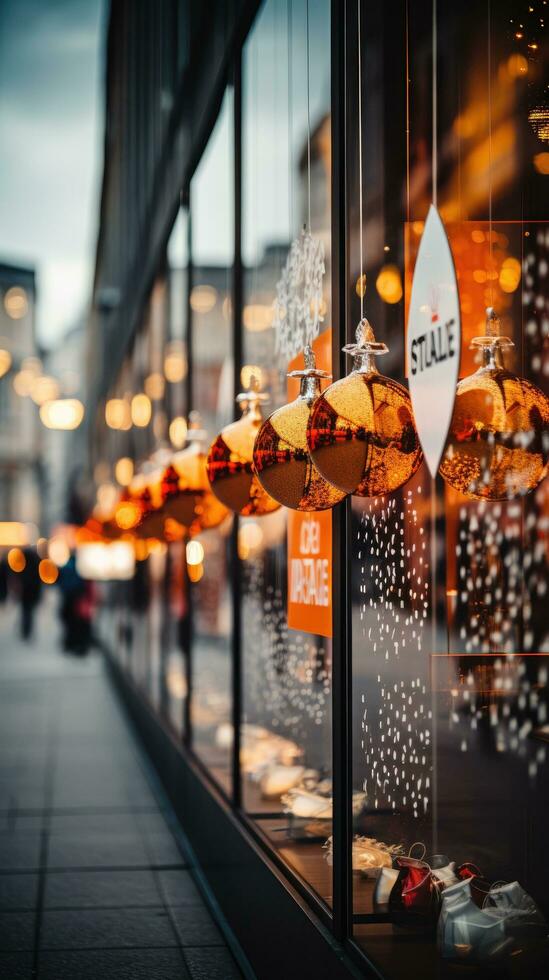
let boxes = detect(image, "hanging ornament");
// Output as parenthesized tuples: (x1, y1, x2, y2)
(161, 413, 228, 535)
(253, 345, 346, 511)
(307, 318, 423, 497)
(439, 308, 549, 499)
(206, 378, 281, 516)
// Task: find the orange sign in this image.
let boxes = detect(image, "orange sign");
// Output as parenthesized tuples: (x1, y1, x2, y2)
(287, 330, 333, 638)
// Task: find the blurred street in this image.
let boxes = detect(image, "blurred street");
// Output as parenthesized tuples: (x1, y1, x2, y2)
(0, 594, 242, 980)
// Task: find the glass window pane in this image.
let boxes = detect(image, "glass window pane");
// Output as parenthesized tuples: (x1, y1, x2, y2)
(189, 89, 234, 794)
(350, 2, 549, 976)
(241, 0, 333, 910)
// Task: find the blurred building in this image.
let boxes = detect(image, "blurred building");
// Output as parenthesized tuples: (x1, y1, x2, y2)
(0, 261, 41, 529)
(41, 318, 88, 534)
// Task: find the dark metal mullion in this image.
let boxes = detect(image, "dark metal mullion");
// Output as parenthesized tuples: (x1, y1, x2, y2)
(331, 0, 352, 945)
(183, 203, 194, 750)
(231, 52, 243, 810)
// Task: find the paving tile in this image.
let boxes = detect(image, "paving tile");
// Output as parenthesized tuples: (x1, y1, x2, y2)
(0, 835, 42, 872)
(47, 832, 148, 870)
(171, 906, 224, 946)
(0, 951, 33, 979)
(40, 908, 177, 950)
(157, 870, 203, 907)
(38, 948, 190, 980)
(0, 911, 35, 951)
(135, 811, 175, 837)
(145, 832, 185, 867)
(51, 780, 156, 810)
(183, 947, 242, 980)
(44, 869, 161, 908)
(0, 815, 43, 835)
(48, 812, 141, 836)
(0, 874, 38, 910)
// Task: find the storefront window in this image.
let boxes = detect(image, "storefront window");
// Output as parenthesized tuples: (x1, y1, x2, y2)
(189, 89, 234, 793)
(240, 0, 334, 909)
(163, 209, 190, 737)
(350, 2, 549, 975)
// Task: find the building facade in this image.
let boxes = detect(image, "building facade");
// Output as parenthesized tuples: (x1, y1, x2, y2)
(86, 2, 549, 978)
(0, 262, 41, 531)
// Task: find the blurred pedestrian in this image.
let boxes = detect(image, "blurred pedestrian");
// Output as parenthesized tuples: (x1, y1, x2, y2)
(18, 548, 41, 640)
(57, 555, 95, 654)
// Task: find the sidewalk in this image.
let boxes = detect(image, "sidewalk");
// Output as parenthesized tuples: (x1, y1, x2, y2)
(0, 595, 244, 980)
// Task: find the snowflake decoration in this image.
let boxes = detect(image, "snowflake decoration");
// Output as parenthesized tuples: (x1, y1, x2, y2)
(273, 228, 326, 362)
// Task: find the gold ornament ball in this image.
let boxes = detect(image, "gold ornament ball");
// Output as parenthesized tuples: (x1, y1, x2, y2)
(253, 347, 347, 511)
(307, 319, 423, 497)
(206, 380, 281, 517)
(440, 308, 549, 500)
(162, 416, 228, 534)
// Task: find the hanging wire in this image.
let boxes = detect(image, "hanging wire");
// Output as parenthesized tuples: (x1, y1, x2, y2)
(288, 0, 294, 239)
(432, 0, 438, 208)
(405, 0, 411, 227)
(305, 0, 311, 232)
(487, 0, 494, 307)
(358, 0, 364, 318)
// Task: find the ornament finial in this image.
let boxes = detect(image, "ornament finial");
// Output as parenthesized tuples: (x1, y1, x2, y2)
(485, 307, 500, 338)
(356, 318, 376, 346)
(304, 345, 315, 369)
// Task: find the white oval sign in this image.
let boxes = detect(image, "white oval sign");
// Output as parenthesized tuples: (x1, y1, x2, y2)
(407, 205, 461, 478)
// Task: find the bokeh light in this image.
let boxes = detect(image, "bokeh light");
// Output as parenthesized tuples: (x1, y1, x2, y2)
(164, 340, 187, 383)
(131, 393, 151, 427)
(39, 399, 84, 430)
(186, 540, 204, 566)
(7, 548, 26, 573)
(4, 286, 28, 319)
(115, 457, 134, 486)
(169, 415, 187, 449)
(38, 559, 58, 584)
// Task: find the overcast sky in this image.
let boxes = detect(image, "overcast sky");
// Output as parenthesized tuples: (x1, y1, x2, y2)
(0, 0, 104, 348)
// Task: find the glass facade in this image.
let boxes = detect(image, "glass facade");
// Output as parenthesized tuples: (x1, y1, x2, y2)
(94, 1, 549, 975)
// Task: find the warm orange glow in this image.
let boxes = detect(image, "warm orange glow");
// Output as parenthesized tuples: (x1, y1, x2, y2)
(115, 501, 141, 530)
(238, 521, 264, 560)
(169, 415, 187, 449)
(0, 348, 12, 378)
(4, 286, 28, 319)
(39, 399, 84, 430)
(0, 522, 28, 546)
(164, 517, 185, 541)
(243, 303, 273, 332)
(115, 457, 134, 486)
(187, 562, 204, 583)
(13, 370, 34, 396)
(105, 398, 131, 429)
(499, 256, 521, 293)
(39, 559, 58, 585)
(134, 539, 149, 561)
(131, 393, 152, 427)
(144, 372, 165, 400)
(186, 540, 204, 566)
(164, 341, 187, 383)
(356, 273, 367, 298)
(190, 284, 217, 313)
(533, 152, 549, 174)
(375, 264, 403, 304)
(31, 376, 60, 406)
(240, 364, 264, 389)
(7, 548, 26, 573)
(507, 53, 528, 78)
(36, 537, 48, 557)
(48, 537, 70, 567)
